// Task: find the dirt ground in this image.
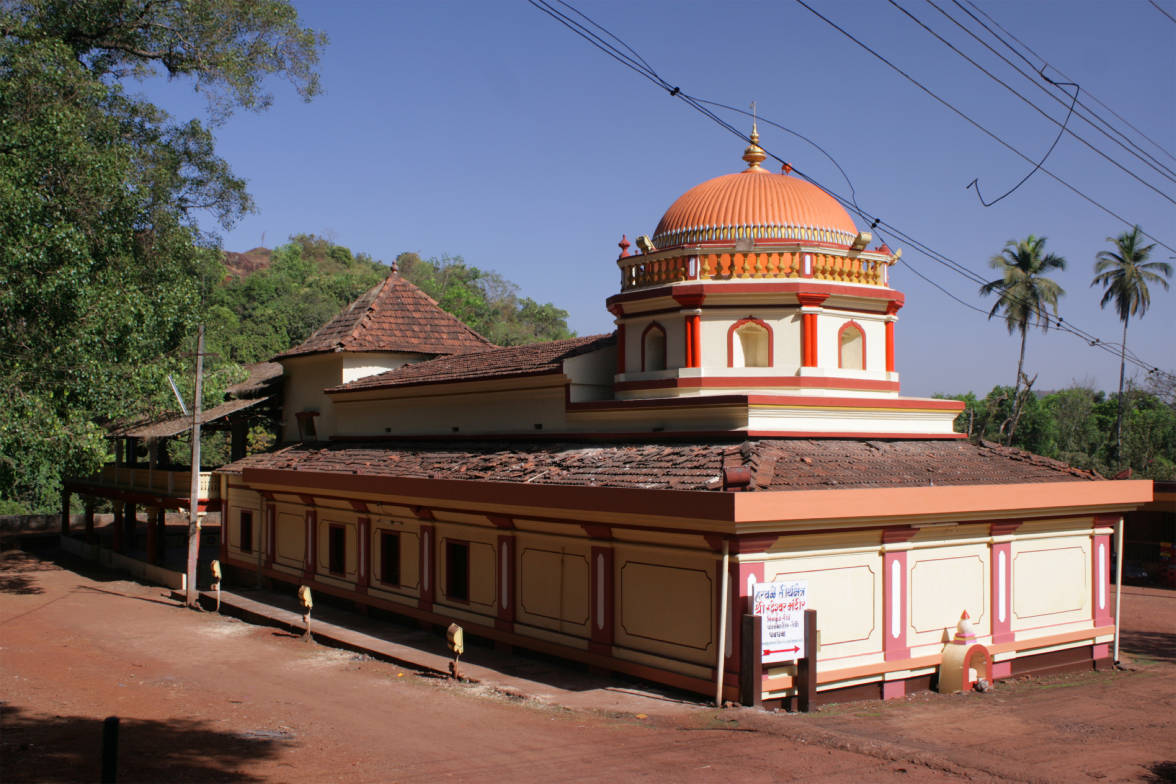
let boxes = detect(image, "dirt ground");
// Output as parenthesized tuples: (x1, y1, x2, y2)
(1, 548, 1173, 783)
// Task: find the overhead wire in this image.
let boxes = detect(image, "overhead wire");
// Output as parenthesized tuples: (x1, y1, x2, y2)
(960, 0, 1176, 167)
(929, 0, 1176, 186)
(886, 0, 1176, 204)
(527, 0, 1173, 377)
(790, 0, 1176, 255)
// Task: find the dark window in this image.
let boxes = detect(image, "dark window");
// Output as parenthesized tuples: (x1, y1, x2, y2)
(446, 540, 469, 602)
(240, 511, 253, 554)
(328, 525, 345, 575)
(295, 410, 319, 441)
(380, 531, 400, 586)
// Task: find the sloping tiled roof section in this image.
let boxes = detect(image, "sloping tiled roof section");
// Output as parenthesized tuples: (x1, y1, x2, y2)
(221, 438, 1101, 492)
(275, 275, 493, 360)
(329, 333, 616, 393)
(226, 361, 282, 398)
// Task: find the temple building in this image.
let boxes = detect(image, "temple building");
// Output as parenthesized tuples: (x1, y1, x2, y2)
(215, 132, 1151, 707)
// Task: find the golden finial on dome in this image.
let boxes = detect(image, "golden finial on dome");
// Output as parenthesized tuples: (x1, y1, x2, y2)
(742, 100, 766, 170)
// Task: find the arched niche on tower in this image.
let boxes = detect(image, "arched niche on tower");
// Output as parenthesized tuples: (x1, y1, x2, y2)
(727, 318, 773, 368)
(838, 320, 866, 370)
(641, 322, 667, 372)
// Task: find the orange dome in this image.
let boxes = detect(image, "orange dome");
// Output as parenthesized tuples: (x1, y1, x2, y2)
(652, 167, 859, 249)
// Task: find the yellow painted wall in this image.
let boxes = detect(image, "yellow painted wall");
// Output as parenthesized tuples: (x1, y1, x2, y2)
(369, 517, 420, 597)
(614, 546, 716, 667)
(274, 506, 305, 568)
(516, 535, 591, 637)
(226, 488, 262, 562)
(317, 512, 357, 581)
(436, 527, 497, 612)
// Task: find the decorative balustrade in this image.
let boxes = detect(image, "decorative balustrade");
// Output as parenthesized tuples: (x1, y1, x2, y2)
(619, 250, 888, 291)
(96, 465, 218, 499)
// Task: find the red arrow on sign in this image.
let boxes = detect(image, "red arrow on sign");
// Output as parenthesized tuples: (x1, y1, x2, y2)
(763, 646, 800, 655)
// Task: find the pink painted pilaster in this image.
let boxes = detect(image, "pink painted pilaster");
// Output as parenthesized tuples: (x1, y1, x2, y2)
(990, 521, 1019, 644)
(496, 533, 516, 631)
(356, 516, 370, 593)
(265, 505, 275, 569)
(882, 680, 906, 700)
(882, 527, 916, 661)
(217, 503, 228, 562)
(418, 523, 435, 611)
(1092, 532, 1112, 627)
(303, 509, 317, 581)
(588, 545, 615, 655)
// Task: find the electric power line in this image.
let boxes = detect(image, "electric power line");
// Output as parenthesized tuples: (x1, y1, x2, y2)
(961, 0, 1176, 166)
(527, 0, 1174, 378)
(790, 0, 1176, 256)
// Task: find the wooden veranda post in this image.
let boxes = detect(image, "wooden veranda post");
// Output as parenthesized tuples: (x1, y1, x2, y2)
(185, 325, 204, 608)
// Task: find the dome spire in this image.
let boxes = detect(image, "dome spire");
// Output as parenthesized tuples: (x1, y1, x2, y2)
(742, 100, 766, 170)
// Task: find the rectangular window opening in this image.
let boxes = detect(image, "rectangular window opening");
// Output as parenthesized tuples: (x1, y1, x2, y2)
(446, 540, 469, 602)
(380, 531, 400, 587)
(328, 524, 345, 575)
(240, 510, 253, 554)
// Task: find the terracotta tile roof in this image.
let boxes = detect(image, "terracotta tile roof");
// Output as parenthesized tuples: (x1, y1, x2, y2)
(275, 275, 493, 360)
(110, 397, 270, 439)
(220, 438, 1101, 492)
(329, 334, 615, 393)
(226, 361, 282, 398)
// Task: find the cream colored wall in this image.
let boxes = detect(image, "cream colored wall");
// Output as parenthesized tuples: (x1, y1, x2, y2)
(816, 312, 887, 374)
(759, 531, 883, 669)
(274, 505, 305, 569)
(334, 385, 568, 436)
(564, 346, 616, 402)
(906, 537, 990, 656)
(280, 354, 342, 441)
(341, 352, 424, 384)
(226, 488, 263, 562)
(1010, 526, 1092, 635)
(625, 316, 686, 372)
(699, 309, 802, 370)
(317, 510, 358, 585)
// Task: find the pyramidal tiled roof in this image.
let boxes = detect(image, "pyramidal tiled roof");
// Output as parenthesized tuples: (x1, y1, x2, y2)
(275, 275, 494, 360)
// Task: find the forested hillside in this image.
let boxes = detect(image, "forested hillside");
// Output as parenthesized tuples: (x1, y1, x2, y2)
(205, 235, 574, 366)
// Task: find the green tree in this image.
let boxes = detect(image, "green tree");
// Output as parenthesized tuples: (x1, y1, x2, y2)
(206, 235, 388, 364)
(1091, 225, 1172, 465)
(979, 235, 1066, 444)
(0, 1, 324, 511)
(396, 252, 574, 345)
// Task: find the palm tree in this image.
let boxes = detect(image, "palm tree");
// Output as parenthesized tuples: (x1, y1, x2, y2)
(979, 235, 1066, 444)
(1092, 225, 1171, 464)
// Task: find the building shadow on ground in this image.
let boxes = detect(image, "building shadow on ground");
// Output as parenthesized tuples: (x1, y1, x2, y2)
(1121, 630, 1176, 663)
(0, 704, 287, 783)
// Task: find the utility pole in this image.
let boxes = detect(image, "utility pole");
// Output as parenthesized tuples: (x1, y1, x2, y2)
(185, 324, 205, 608)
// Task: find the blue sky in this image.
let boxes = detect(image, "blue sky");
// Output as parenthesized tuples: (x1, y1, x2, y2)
(142, 0, 1174, 397)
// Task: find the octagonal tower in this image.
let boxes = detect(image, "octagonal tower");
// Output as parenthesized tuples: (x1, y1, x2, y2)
(607, 130, 904, 401)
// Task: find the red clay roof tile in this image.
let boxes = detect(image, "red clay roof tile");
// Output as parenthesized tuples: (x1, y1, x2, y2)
(220, 438, 1101, 492)
(275, 275, 493, 360)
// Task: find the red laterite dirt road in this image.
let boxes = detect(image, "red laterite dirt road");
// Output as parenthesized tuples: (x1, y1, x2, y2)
(1, 548, 1173, 783)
